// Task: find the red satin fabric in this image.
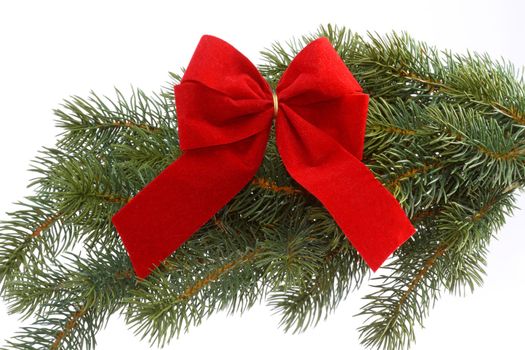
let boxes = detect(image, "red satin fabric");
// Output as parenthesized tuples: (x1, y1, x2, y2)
(112, 35, 416, 278)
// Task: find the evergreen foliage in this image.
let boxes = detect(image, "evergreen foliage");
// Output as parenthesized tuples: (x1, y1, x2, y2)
(0, 24, 523, 349)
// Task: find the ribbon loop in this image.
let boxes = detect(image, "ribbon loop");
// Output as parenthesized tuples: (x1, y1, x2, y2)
(112, 35, 416, 278)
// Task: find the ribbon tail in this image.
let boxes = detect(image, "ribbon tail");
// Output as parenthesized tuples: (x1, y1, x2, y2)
(112, 132, 268, 278)
(276, 106, 415, 271)
(314, 157, 416, 271)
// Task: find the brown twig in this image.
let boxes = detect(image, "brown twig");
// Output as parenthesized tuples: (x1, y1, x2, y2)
(114, 269, 134, 280)
(251, 177, 302, 195)
(31, 212, 62, 238)
(51, 305, 87, 350)
(471, 196, 500, 222)
(385, 161, 442, 190)
(410, 207, 442, 223)
(492, 103, 525, 126)
(396, 243, 448, 311)
(96, 193, 132, 204)
(477, 145, 525, 161)
(371, 125, 417, 136)
(177, 249, 260, 301)
(111, 120, 161, 132)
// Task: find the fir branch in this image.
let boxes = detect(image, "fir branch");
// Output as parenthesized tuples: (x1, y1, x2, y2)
(1, 304, 103, 350)
(2, 250, 134, 350)
(124, 246, 265, 347)
(266, 207, 368, 333)
(357, 31, 525, 126)
(0, 197, 72, 287)
(397, 68, 525, 125)
(425, 104, 525, 186)
(358, 187, 517, 350)
(268, 244, 367, 334)
(55, 88, 177, 153)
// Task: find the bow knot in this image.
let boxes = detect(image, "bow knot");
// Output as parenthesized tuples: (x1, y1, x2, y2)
(272, 90, 279, 118)
(112, 35, 416, 278)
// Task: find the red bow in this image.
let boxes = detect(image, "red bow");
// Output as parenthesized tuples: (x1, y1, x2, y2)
(112, 35, 415, 278)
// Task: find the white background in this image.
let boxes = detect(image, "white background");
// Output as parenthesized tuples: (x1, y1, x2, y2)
(0, 1, 524, 349)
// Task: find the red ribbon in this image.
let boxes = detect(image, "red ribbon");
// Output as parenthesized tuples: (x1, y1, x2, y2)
(112, 35, 415, 278)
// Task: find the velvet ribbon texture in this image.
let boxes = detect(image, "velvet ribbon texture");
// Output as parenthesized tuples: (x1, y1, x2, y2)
(112, 35, 416, 278)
